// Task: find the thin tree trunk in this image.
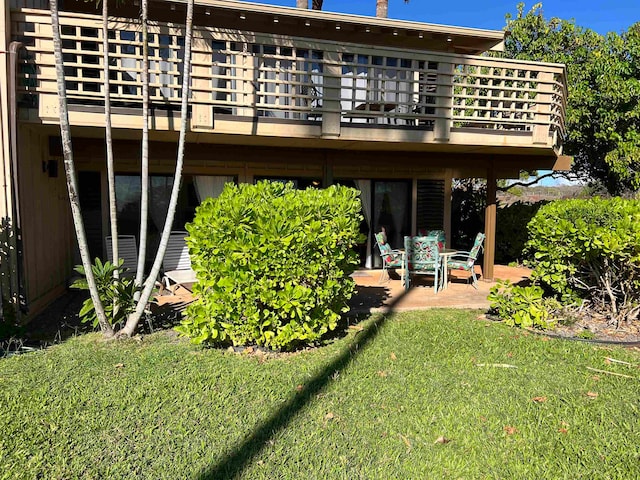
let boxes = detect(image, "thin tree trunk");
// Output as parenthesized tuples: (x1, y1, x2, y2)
(376, 0, 388, 18)
(135, 0, 150, 289)
(311, 0, 322, 10)
(296, 0, 308, 8)
(103, 0, 119, 281)
(51, 0, 113, 337)
(120, 0, 195, 336)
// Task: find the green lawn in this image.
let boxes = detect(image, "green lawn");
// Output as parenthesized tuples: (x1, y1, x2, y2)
(1, 310, 639, 479)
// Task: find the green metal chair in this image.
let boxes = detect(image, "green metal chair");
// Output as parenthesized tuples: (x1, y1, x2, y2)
(374, 232, 403, 283)
(446, 232, 485, 288)
(403, 235, 440, 293)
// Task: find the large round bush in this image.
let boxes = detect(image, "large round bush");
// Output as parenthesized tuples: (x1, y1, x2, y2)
(525, 197, 640, 322)
(176, 181, 363, 350)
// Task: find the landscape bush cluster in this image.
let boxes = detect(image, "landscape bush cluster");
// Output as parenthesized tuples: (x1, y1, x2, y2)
(491, 197, 640, 328)
(177, 181, 363, 350)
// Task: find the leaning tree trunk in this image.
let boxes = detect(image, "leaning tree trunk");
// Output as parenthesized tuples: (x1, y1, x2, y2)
(134, 0, 150, 290)
(102, 0, 119, 281)
(120, 0, 195, 337)
(51, 0, 113, 337)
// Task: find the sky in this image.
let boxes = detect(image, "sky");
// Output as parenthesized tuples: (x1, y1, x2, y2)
(236, 0, 639, 35)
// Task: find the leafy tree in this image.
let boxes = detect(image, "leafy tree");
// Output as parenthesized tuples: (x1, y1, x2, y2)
(51, 0, 196, 337)
(503, 3, 640, 194)
(101, 0, 118, 282)
(51, 0, 112, 335)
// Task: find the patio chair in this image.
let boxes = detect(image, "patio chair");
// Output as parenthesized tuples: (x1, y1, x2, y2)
(418, 229, 446, 249)
(374, 232, 403, 283)
(161, 231, 197, 294)
(446, 232, 485, 288)
(105, 235, 138, 277)
(403, 235, 440, 293)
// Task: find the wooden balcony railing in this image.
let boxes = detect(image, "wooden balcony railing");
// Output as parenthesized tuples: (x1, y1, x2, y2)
(11, 8, 567, 146)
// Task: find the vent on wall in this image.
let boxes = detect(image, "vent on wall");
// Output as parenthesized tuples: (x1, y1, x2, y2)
(416, 179, 445, 232)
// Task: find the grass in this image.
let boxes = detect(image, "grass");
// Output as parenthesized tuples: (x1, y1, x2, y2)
(1, 309, 639, 479)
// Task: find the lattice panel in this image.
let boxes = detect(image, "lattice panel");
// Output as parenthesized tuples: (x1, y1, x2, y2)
(250, 43, 324, 120)
(339, 53, 438, 126)
(452, 64, 540, 130)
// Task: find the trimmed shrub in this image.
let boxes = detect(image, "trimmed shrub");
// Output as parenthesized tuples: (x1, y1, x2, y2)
(525, 197, 640, 323)
(176, 181, 363, 350)
(488, 280, 559, 329)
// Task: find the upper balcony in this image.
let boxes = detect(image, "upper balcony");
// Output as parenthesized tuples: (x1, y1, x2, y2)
(10, 0, 568, 156)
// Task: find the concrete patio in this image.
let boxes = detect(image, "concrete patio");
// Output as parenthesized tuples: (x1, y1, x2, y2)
(157, 265, 532, 314)
(349, 265, 532, 313)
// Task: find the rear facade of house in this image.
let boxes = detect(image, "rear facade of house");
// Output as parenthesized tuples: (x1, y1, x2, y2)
(0, 0, 569, 319)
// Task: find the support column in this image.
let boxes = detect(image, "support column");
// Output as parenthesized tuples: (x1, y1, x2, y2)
(483, 164, 496, 281)
(321, 51, 341, 138)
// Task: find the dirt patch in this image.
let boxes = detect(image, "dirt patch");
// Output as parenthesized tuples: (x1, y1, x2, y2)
(551, 314, 640, 344)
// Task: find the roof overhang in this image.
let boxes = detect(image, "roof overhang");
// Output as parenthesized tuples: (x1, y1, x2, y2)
(167, 0, 506, 54)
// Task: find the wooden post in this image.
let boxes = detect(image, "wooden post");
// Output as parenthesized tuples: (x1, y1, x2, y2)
(434, 62, 453, 141)
(483, 164, 496, 281)
(321, 51, 341, 138)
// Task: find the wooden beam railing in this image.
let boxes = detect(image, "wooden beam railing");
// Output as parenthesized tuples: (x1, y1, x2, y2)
(11, 8, 567, 143)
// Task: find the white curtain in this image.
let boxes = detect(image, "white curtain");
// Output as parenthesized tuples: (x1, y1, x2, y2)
(355, 179, 372, 269)
(194, 175, 234, 203)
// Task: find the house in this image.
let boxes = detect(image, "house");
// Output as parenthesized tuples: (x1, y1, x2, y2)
(0, 0, 569, 319)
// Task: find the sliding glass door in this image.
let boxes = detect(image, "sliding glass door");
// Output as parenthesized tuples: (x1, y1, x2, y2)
(373, 180, 412, 265)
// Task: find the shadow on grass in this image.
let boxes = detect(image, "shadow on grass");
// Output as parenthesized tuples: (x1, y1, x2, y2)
(195, 286, 410, 480)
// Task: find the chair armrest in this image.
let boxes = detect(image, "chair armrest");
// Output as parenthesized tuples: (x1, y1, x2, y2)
(447, 253, 471, 262)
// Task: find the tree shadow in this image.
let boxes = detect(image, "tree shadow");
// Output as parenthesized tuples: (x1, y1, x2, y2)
(195, 287, 410, 480)
(347, 285, 390, 314)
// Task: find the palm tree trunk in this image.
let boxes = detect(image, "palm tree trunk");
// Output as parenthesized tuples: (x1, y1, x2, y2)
(135, 0, 150, 289)
(50, 0, 113, 337)
(296, 0, 307, 8)
(376, 0, 388, 18)
(102, 0, 119, 281)
(120, 0, 195, 336)
(311, 0, 323, 10)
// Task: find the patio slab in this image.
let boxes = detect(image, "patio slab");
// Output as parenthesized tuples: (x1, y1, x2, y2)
(154, 265, 532, 314)
(349, 265, 531, 313)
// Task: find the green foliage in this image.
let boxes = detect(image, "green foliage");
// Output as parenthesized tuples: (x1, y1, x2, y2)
(502, 3, 640, 194)
(451, 179, 485, 250)
(525, 197, 640, 321)
(488, 280, 558, 329)
(495, 201, 547, 264)
(177, 181, 363, 350)
(71, 258, 139, 328)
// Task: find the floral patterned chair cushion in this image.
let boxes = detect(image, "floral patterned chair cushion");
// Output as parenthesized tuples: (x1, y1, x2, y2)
(445, 232, 485, 288)
(375, 232, 403, 268)
(403, 235, 440, 292)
